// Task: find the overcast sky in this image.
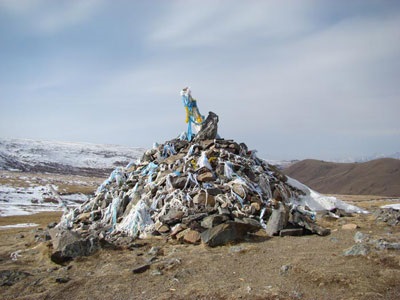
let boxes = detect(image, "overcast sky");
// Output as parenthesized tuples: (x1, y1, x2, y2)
(0, 0, 399, 160)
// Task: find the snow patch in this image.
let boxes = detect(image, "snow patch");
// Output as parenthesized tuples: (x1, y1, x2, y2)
(381, 203, 400, 210)
(0, 223, 38, 229)
(286, 177, 368, 214)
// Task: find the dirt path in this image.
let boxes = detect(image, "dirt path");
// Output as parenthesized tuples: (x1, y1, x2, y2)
(0, 200, 400, 299)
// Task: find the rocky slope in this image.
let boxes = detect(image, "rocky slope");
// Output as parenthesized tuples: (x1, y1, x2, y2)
(283, 158, 400, 197)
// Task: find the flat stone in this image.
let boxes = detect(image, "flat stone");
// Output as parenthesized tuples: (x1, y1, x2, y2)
(176, 228, 191, 242)
(183, 229, 201, 244)
(342, 223, 359, 230)
(201, 215, 230, 229)
(197, 170, 215, 182)
(170, 223, 187, 238)
(182, 213, 208, 225)
(193, 191, 215, 207)
(279, 228, 304, 237)
(156, 224, 170, 234)
(132, 264, 150, 274)
(55, 277, 70, 284)
(343, 244, 370, 256)
(160, 210, 184, 225)
(201, 221, 258, 247)
(240, 218, 262, 229)
(205, 187, 223, 196)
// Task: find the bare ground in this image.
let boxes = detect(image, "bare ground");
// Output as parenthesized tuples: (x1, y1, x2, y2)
(0, 195, 400, 300)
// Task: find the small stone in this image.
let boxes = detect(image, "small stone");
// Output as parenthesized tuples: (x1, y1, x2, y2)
(47, 222, 58, 229)
(55, 277, 70, 284)
(148, 246, 162, 256)
(280, 265, 292, 276)
(229, 245, 248, 253)
(132, 264, 150, 274)
(342, 223, 359, 230)
(150, 269, 163, 276)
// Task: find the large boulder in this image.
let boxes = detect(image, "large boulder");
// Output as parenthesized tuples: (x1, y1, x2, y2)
(49, 227, 100, 264)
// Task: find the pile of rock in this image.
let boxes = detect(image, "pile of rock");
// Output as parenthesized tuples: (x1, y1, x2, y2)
(51, 112, 337, 262)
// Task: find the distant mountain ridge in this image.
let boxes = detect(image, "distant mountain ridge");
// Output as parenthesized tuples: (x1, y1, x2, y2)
(0, 138, 145, 177)
(282, 158, 400, 197)
(332, 152, 400, 163)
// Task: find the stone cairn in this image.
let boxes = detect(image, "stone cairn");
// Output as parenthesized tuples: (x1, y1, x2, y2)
(50, 112, 330, 263)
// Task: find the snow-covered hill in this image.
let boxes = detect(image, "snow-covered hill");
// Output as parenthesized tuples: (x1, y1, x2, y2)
(0, 138, 145, 177)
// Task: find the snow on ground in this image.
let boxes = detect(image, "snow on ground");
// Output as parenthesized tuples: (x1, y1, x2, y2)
(0, 137, 145, 170)
(0, 185, 88, 217)
(286, 177, 368, 214)
(0, 223, 39, 229)
(381, 203, 400, 210)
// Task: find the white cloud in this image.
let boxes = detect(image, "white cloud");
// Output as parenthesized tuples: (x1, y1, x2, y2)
(148, 1, 315, 48)
(0, 0, 105, 35)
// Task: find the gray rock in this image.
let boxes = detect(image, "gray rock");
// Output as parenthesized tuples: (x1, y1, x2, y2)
(354, 231, 370, 243)
(343, 243, 370, 256)
(265, 202, 288, 236)
(201, 214, 230, 229)
(49, 227, 100, 264)
(159, 209, 184, 225)
(291, 209, 330, 236)
(0, 270, 31, 286)
(373, 240, 400, 251)
(240, 218, 262, 229)
(169, 175, 187, 189)
(194, 111, 219, 141)
(201, 221, 259, 247)
(182, 213, 208, 225)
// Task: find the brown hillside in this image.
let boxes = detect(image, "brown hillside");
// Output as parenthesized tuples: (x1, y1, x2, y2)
(282, 158, 400, 197)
